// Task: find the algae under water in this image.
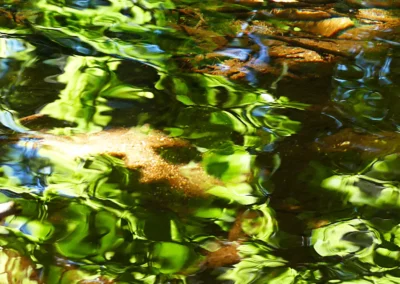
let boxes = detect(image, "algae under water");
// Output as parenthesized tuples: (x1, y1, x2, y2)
(0, 0, 399, 283)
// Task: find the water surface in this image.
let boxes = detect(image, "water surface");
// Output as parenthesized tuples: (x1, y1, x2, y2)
(0, 0, 399, 283)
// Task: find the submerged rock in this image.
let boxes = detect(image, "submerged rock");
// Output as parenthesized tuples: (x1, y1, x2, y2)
(7, 127, 223, 197)
(314, 128, 400, 159)
(338, 23, 400, 41)
(356, 8, 400, 23)
(0, 249, 40, 283)
(270, 8, 332, 20)
(346, 0, 400, 8)
(291, 17, 354, 37)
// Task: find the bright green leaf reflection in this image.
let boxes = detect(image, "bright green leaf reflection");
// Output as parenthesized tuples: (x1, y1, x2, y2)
(322, 154, 400, 208)
(0, 0, 318, 283)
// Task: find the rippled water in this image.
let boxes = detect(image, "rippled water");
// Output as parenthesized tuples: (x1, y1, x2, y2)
(0, 0, 399, 283)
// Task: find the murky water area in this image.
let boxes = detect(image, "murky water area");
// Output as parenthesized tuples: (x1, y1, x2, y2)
(0, 0, 399, 283)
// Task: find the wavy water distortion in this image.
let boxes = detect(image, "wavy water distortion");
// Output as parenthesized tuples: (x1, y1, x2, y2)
(0, 0, 399, 283)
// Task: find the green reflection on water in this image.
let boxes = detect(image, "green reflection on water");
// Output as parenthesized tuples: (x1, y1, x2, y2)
(0, 0, 399, 283)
